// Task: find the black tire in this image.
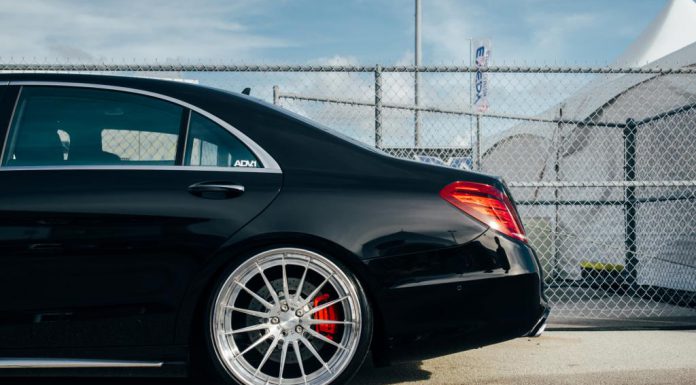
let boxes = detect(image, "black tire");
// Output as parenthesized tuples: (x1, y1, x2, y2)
(203, 247, 373, 385)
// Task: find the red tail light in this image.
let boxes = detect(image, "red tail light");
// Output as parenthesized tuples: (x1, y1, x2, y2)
(440, 181, 527, 243)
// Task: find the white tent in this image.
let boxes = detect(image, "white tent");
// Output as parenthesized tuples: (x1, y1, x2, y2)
(482, 0, 696, 293)
(483, 0, 696, 159)
(615, 0, 696, 67)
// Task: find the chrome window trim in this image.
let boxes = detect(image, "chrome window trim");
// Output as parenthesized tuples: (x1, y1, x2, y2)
(4, 81, 282, 172)
(0, 165, 281, 174)
(180, 108, 192, 164)
(0, 358, 163, 369)
(0, 86, 21, 166)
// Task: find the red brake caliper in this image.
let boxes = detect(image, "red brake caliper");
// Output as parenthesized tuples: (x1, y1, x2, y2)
(312, 293, 338, 340)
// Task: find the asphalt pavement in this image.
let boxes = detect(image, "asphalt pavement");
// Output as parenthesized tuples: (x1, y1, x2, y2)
(352, 330, 696, 385)
(4, 331, 696, 385)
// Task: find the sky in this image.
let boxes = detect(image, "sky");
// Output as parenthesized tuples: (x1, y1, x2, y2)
(0, 0, 667, 65)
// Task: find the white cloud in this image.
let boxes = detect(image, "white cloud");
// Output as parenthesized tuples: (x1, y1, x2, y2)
(395, 50, 414, 66)
(420, 0, 483, 64)
(419, 0, 604, 65)
(522, 12, 599, 63)
(0, 0, 288, 61)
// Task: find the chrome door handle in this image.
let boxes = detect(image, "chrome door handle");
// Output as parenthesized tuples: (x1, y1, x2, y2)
(188, 182, 245, 199)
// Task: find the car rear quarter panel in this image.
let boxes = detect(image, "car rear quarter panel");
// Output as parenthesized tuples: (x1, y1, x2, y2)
(165, 88, 527, 347)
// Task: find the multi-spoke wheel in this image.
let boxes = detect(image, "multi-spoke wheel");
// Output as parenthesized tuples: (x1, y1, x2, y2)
(207, 247, 372, 385)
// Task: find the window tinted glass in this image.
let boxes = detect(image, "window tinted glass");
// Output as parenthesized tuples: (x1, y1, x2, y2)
(2, 86, 182, 166)
(184, 112, 260, 168)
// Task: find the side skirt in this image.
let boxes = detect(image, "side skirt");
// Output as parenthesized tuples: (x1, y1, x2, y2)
(0, 358, 186, 378)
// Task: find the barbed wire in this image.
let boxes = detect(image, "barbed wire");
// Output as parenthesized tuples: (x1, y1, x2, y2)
(509, 181, 696, 188)
(1, 63, 696, 74)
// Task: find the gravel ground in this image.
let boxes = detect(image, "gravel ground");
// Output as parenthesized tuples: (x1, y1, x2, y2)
(4, 331, 696, 385)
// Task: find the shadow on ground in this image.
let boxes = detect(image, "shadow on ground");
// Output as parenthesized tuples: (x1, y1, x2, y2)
(0, 360, 431, 385)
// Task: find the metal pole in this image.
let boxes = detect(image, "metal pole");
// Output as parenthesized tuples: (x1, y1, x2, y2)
(414, 0, 421, 147)
(553, 106, 563, 282)
(475, 114, 481, 170)
(375, 65, 383, 148)
(272, 85, 279, 105)
(469, 39, 473, 161)
(624, 118, 638, 288)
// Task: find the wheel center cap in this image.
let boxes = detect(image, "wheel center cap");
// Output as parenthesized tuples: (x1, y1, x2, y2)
(278, 310, 300, 331)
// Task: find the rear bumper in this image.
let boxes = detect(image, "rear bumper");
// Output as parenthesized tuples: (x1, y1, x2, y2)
(365, 230, 549, 363)
(528, 306, 550, 337)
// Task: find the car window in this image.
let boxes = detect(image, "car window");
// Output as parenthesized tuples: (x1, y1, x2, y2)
(184, 112, 260, 168)
(2, 86, 182, 166)
(102, 129, 178, 163)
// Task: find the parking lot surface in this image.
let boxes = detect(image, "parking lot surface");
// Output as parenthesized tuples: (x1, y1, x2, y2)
(353, 330, 696, 384)
(5, 330, 696, 385)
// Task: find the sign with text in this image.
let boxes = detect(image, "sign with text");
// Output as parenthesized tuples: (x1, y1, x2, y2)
(473, 39, 491, 113)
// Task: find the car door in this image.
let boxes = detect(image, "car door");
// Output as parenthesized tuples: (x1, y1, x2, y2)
(0, 84, 282, 351)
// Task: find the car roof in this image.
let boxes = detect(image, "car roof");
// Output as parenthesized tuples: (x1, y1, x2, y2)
(1, 72, 195, 87)
(0, 72, 391, 173)
(0, 72, 256, 101)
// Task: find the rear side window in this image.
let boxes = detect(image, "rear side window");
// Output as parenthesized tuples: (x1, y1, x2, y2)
(184, 112, 260, 168)
(2, 86, 182, 166)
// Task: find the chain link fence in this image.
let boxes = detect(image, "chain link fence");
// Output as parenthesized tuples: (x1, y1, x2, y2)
(3, 63, 696, 328)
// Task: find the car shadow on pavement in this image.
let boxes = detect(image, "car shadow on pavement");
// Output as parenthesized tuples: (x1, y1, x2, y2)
(0, 360, 432, 385)
(353, 360, 432, 384)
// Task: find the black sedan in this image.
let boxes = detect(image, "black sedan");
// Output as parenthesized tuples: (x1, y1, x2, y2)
(0, 73, 548, 385)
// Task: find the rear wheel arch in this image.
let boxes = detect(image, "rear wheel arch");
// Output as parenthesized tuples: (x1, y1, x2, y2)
(182, 233, 389, 374)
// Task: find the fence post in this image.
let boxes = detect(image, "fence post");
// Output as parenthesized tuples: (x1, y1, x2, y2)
(374, 64, 383, 148)
(624, 118, 638, 287)
(475, 114, 481, 170)
(272, 85, 279, 105)
(414, 76, 421, 147)
(553, 106, 563, 281)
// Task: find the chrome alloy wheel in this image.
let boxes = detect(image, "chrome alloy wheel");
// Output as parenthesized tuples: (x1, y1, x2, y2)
(211, 248, 363, 385)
